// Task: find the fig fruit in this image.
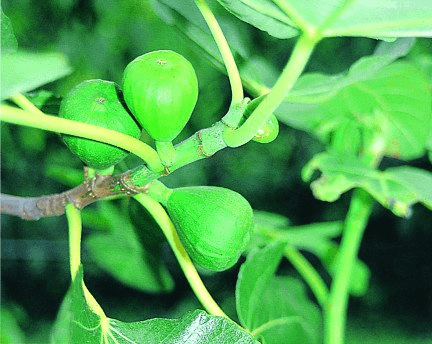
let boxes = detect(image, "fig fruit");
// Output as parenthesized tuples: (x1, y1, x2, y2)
(166, 186, 253, 271)
(122, 50, 198, 143)
(59, 79, 141, 170)
(241, 95, 279, 143)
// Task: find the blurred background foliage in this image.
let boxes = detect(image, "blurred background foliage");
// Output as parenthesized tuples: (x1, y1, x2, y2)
(1, 0, 432, 343)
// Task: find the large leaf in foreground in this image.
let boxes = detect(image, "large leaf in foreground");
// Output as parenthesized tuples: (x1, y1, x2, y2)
(236, 242, 322, 344)
(51, 266, 258, 343)
(1, 51, 72, 100)
(302, 152, 432, 218)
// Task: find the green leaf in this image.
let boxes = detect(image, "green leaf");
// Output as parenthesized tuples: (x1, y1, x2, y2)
(45, 164, 85, 187)
(302, 152, 432, 218)
(216, 1, 432, 38)
(282, 38, 415, 104)
(269, 0, 432, 38)
(1, 9, 18, 55)
(216, 0, 298, 39)
(236, 242, 322, 343)
(1, 51, 72, 100)
(51, 266, 105, 343)
(0, 306, 26, 344)
(279, 61, 431, 160)
(151, 0, 249, 72)
(252, 217, 368, 296)
(109, 311, 259, 344)
(52, 266, 257, 343)
(84, 201, 174, 293)
(321, 242, 371, 297)
(256, 220, 343, 258)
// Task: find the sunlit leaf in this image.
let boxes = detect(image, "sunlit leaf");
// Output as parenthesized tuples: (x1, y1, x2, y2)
(51, 266, 106, 343)
(1, 51, 72, 100)
(302, 152, 432, 218)
(236, 242, 322, 343)
(51, 266, 257, 343)
(109, 311, 259, 344)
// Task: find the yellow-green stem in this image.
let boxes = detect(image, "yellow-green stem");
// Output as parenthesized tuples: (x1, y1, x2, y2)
(65, 203, 82, 281)
(195, 0, 243, 105)
(10, 93, 46, 115)
(223, 34, 317, 147)
(257, 227, 329, 308)
(133, 193, 229, 319)
(284, 245, 329, 308)
(324, 189, 374, 344)
(0, 104, 164, 172)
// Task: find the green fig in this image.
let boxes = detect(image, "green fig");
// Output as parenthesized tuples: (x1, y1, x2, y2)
(59, 79, 141, 170)
(240, 95, 279, 143)
(166, 186, 253, 271)
(122, 50, 198, 143)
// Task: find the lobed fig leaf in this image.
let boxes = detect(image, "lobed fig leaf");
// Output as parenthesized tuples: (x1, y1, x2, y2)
(241, 95, 279, 143)
(122, 50, 198, 143)
(166, 186, 254, 272)
(59, 79, 141, 170)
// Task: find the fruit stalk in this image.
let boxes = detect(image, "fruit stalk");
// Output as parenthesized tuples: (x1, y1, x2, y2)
(0, 104, 164, 172)
(133, 193, 229, 319)
(223, 34, 317, 147)
(195, 0, 243, 105)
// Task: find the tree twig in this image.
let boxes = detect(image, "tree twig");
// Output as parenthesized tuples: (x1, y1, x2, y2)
(0, 170, 149, 220)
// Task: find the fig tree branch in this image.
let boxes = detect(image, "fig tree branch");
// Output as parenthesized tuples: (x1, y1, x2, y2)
(0, 120, 228, 220)
(0, 171, 149, 220)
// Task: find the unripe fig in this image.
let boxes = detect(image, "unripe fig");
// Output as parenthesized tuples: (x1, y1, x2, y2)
(122, 50, 198, 142)
(241, 95, 279, 143)
(166, 186, 253, 271)
(59, 79, 141, 170)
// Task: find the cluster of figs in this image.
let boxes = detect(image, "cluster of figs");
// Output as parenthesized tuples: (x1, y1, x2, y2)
(59, 50, 279, 271)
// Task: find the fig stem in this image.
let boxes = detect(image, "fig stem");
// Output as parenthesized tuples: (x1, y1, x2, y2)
(66, 202, 82, 282)
(155, 140, 177, 167)
(133, 193, 230, 320)
(324, 189, 373, 344)
(0, 104, 164, 172)
(324, 133, 384, 344)
(195, 0, 243, 105)
(10, 92, 46, 115)
(65, 202, 107, 319)
(146, 180, 173, 206)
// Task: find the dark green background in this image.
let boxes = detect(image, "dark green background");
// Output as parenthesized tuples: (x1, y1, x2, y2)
(1, 1, 431, 342)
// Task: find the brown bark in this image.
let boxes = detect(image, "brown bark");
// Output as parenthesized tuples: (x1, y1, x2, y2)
(0, 171, 148, 220)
